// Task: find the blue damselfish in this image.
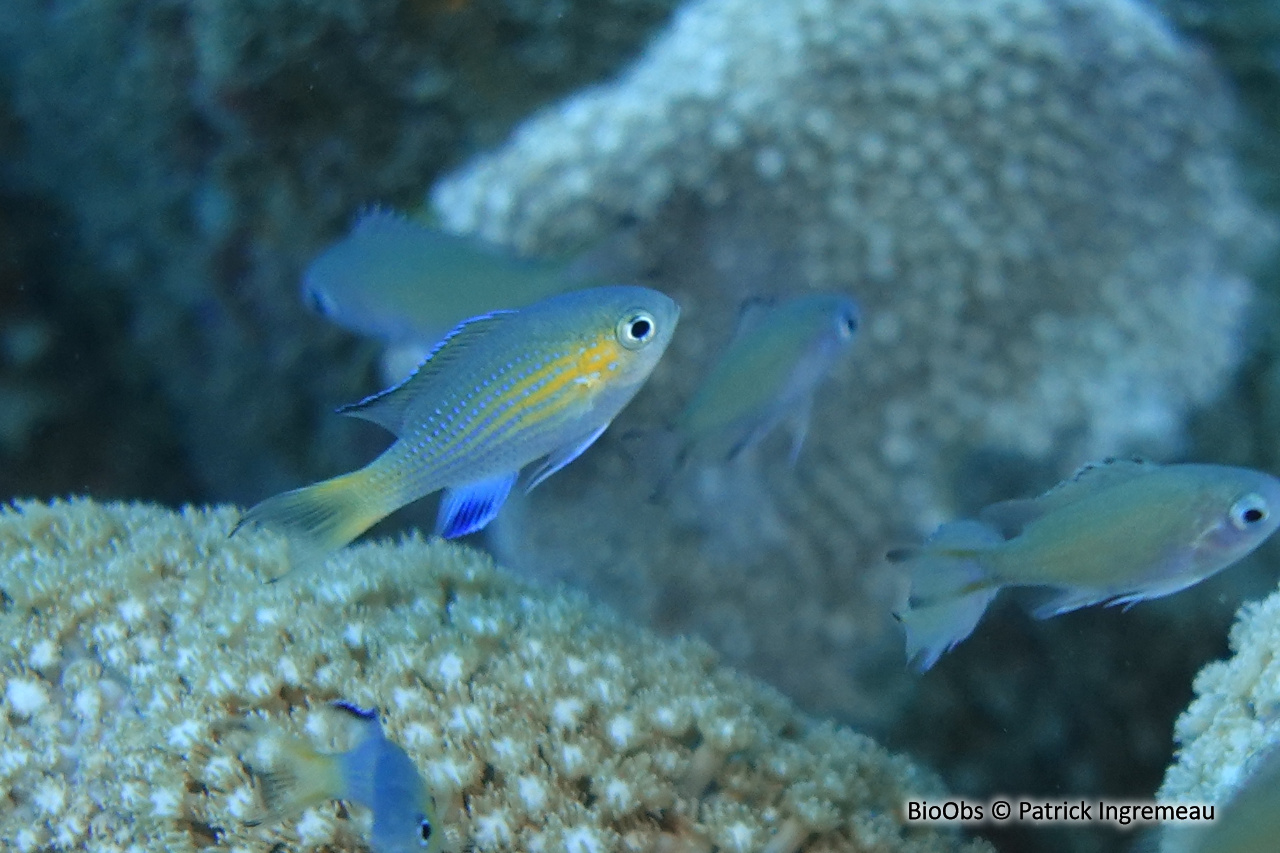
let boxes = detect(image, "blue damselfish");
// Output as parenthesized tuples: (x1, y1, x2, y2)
(247, 702, 441, 853)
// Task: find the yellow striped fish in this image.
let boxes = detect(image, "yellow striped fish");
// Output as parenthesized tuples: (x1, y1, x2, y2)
(236, 285, 678, 573)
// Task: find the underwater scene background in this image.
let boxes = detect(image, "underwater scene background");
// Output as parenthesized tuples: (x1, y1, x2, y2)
(2, 0, 1280, 851)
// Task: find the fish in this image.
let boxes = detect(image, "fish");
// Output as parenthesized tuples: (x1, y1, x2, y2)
(245, 702, 441, 853)
(236, 285, 678, 572)
(675, 293, 861, 464)
(302, 208, 576, 344)
(888, 459, 1280, 671)
(624, 293, 860, 489)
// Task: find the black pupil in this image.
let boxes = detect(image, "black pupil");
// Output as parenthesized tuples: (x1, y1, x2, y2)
(420, 820, 432, 841)
(1243, 507, 1265, 523)
(845, 315, 858, 333)
(630, 318, 651, 339)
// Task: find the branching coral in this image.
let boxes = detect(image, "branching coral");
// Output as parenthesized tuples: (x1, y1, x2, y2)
(0, 498, 991, 853)
(430, 0, 1271, 722)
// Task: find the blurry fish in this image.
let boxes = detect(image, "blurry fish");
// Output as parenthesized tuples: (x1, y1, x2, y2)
(679, 293, 861, 463)
(236, 285, 678, 572)
(888, 459, 1280, 671)
(246, 702, 440, 853)
(303, 208, 577, 344)
(626, 293, 859, 490)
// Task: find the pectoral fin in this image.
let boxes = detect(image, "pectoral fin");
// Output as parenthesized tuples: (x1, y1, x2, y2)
(436, 472, 518, 538)
(523, 424, 609, 493)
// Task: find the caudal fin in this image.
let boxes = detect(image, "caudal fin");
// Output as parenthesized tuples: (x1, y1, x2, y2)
(233, 468, 391, 578)
(245, 735, 345, 826)
(888, 520, 1003, 671)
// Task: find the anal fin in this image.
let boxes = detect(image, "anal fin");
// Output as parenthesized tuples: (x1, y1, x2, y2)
(436, 472, 518, 538)
(523, 424, 608, 493)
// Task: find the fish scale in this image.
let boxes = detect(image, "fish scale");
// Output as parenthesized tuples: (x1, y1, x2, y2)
(401, 337, 617, 485)
(235, 285, 678, 576)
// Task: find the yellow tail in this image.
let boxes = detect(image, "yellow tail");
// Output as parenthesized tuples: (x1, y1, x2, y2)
(246, 736, 346, 826)
(234, 467, 392, 577)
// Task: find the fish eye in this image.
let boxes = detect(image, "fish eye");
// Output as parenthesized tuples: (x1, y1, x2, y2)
(838, 309, 859, 338)
(617, 310, 656, 350)
(418, 817, 432, 846)
(1230, 493, 1269, 530)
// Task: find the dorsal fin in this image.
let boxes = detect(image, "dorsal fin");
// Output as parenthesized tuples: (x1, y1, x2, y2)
(976, 498, 1045, 540)
(331, 700, 378, 721)
(337, 309, 516, 436)
(978, 458, 1158, 537)
(732, 296, 779, 336)
(330, 700, 383, 744)
(349, 205, 417, 237)
(1041, 457, 1157, 504)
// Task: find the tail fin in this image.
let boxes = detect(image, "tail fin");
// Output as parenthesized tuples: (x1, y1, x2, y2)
(233, 467, 392, 578)
(246, 736, 346, 826)
(888, 520, 1002, 671)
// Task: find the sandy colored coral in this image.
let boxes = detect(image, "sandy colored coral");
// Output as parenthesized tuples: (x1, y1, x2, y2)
(0, 498, 990, 853)
(429, 0, 1270, 725)
(1156, 573, 1280, 853)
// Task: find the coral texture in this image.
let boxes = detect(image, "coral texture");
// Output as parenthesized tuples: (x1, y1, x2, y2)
(430, 0, 1270, 723)
(1157, 575, 1280, 827)
(0, 498, 991, 853)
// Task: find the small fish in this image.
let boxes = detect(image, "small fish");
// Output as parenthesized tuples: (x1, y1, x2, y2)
(676, 293, 861, 464)
(303, 208, 575, 343)
(889, 459, 1280, 671)
(237, 285, 678, 571)
(246, 702, 440, 853)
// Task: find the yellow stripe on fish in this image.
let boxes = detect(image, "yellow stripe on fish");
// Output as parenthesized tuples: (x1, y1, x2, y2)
(474, 335, 621, 439)
(234, 286, 678, 578)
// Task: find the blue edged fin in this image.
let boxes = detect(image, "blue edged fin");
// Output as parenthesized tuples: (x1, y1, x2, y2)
(338, 309, 516, 436)
(524, 424, 608, 493)
(331, 700, 379, 721)
(888, 519, 1003, 671)
(436, 472, 518, 538)
(330, 701, 384, 746)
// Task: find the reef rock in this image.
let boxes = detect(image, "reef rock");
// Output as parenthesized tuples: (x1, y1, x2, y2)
(0, 498, 990, 853)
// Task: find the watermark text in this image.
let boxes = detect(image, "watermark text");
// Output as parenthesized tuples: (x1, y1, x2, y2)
(904, 798, 1214, 827)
